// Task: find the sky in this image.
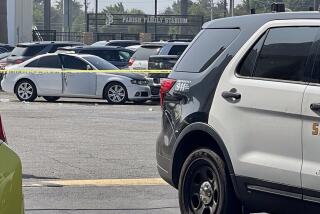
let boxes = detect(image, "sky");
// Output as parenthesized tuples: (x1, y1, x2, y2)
(83, 0, 243, 14)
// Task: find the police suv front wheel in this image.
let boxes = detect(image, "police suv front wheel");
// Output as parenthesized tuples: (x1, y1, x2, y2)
(179, 149, 242, 214)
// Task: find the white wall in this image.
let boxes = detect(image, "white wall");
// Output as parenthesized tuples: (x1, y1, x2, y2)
(7, 0, 33, 45)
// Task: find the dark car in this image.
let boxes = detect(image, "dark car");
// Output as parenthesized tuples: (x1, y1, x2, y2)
(0, 43, 14, 54)
(5, 41, 83, 65)
(92, 40, 141, 48)
(147, 41, 190, 99)
(57, 46, 134, 69)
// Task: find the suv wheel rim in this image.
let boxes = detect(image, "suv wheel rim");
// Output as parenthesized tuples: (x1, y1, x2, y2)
(108, 85, 125, 103)
(17, 82, 33, 100)
(187, 162, 220, 214)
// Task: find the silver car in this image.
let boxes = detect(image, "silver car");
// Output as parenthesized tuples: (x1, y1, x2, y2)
(1, 53, 151, 104)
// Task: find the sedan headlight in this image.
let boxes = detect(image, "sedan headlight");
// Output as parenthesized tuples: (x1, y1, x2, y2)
(131, 79, 149, 85)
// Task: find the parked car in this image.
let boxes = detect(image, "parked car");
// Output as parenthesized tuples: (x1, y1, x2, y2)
(0, 115, 24, 214)
(147, 41, 190, 99)
(128, 42, 165, 70)
(57, 46, 134, 69)
(157, 12, 320, 214)
(92, 40, 141, 48)
(0, 43, 14, 53)
(4, 41, 83, 66)
(1, 53, 151, 104)
(0, 52, 11, 61)
(126, 45, 141, 52)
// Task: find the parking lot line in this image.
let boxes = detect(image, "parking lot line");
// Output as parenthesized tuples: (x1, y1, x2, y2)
(23, 178, 168, 188)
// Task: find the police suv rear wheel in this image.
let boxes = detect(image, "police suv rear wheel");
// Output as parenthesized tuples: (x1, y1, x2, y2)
(179, 149, 241, 214)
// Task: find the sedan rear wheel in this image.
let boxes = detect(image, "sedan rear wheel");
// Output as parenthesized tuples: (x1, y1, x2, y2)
(104, 82, 127, 104)
(15, 80, 37, 102)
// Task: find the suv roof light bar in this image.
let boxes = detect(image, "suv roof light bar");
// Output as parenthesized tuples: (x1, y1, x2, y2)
(271, 2, 285, 13)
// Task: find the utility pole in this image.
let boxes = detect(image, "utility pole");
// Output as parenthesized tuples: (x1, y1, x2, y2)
(84, 0, 88, 31)
(44, 0, 51, 31)
(180, 0, 188, 34)
(224, 0, 227, 17)
(63, 0, 71, 33)
(210, 0, 213, 20)
(95, 0, 98, 33)
(0, 0, 8, 43)
(315, 0, 320, 11)
(230, 0, 234, 16)
(155, 0, 157, 40)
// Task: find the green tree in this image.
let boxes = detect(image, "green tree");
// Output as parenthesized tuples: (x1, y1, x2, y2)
(102, 2, 125, 14)
(33, 0, 85, 32)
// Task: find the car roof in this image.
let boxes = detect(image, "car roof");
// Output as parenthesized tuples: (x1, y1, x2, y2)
(203, 12, 320, 29)
(164, 41, 190, 45)
(108, 40, 140, 43)
(27, 53, 93, 59)
(58, 45, 132, 51)
(17, 41, 83, 47)
(140, 42, 166, 48)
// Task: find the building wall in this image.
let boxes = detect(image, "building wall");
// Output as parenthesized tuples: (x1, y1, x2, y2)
(7, 0, 33, 45)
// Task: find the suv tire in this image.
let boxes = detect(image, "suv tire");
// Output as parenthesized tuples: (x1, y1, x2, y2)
(178, 149, 242, 214)
(43, 96, 60, 102)
(15, 79, 37, 102)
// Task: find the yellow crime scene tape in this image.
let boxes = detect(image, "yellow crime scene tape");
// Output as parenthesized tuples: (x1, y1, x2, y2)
(0, 69, 172, 74)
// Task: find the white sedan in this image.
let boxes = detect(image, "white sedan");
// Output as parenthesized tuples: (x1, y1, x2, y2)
(1, 53, 151, 104)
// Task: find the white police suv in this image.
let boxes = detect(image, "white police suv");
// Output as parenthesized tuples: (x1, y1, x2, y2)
(157, 12, 320, 214)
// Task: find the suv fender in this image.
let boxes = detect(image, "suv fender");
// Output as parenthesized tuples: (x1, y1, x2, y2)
(171, 122, 241, 198)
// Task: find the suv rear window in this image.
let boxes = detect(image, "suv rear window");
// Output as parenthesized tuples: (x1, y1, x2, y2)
(132, 46, 161, 60)
(168, 45, 188, 56)
(11, 45, 46, 57)
(175, 29, 240, 73)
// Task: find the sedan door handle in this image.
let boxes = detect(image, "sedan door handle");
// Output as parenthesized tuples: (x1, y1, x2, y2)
(222, 89, 241, 103)
(310, 103, 320, 111)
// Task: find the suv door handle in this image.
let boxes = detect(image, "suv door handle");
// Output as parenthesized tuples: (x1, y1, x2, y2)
(222, 89, 241, 103)
(310, 103, 320, 111)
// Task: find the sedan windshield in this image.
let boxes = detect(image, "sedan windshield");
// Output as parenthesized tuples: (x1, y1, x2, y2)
(83, 55, 118, 70)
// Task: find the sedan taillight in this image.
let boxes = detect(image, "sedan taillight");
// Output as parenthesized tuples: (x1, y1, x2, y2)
(160, 79, 176, 108)
(0, 116, 6, 143)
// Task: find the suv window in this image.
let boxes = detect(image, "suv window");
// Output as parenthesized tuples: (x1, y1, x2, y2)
(119, 51, 132, 62)
(168, 45, 188, 56)
(252, 27, 318, 82)
(175, 29, 240, 73)
(80, 50, 120, 61)
(61, 55, 88, 70)
(11, 45, 46, 57)
(237, 33, 267, 77)
(26, 55, 62, 68)
(132, 46, 161, 60)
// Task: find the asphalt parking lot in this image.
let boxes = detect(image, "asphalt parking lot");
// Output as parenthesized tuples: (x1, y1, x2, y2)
(0, 92, 179, 214)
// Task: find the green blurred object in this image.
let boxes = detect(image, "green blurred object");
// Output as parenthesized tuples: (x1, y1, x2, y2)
(0, 143, 24, 214)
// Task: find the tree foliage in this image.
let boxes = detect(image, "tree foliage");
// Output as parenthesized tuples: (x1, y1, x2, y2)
(33, 0, 85, 32)
(102, 2, 144, 14)
(33, 0, 320, 33)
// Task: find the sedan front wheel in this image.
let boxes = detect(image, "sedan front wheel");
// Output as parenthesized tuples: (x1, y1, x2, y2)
(15, 80, 37, 102)
(104, 82, 127, 104)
